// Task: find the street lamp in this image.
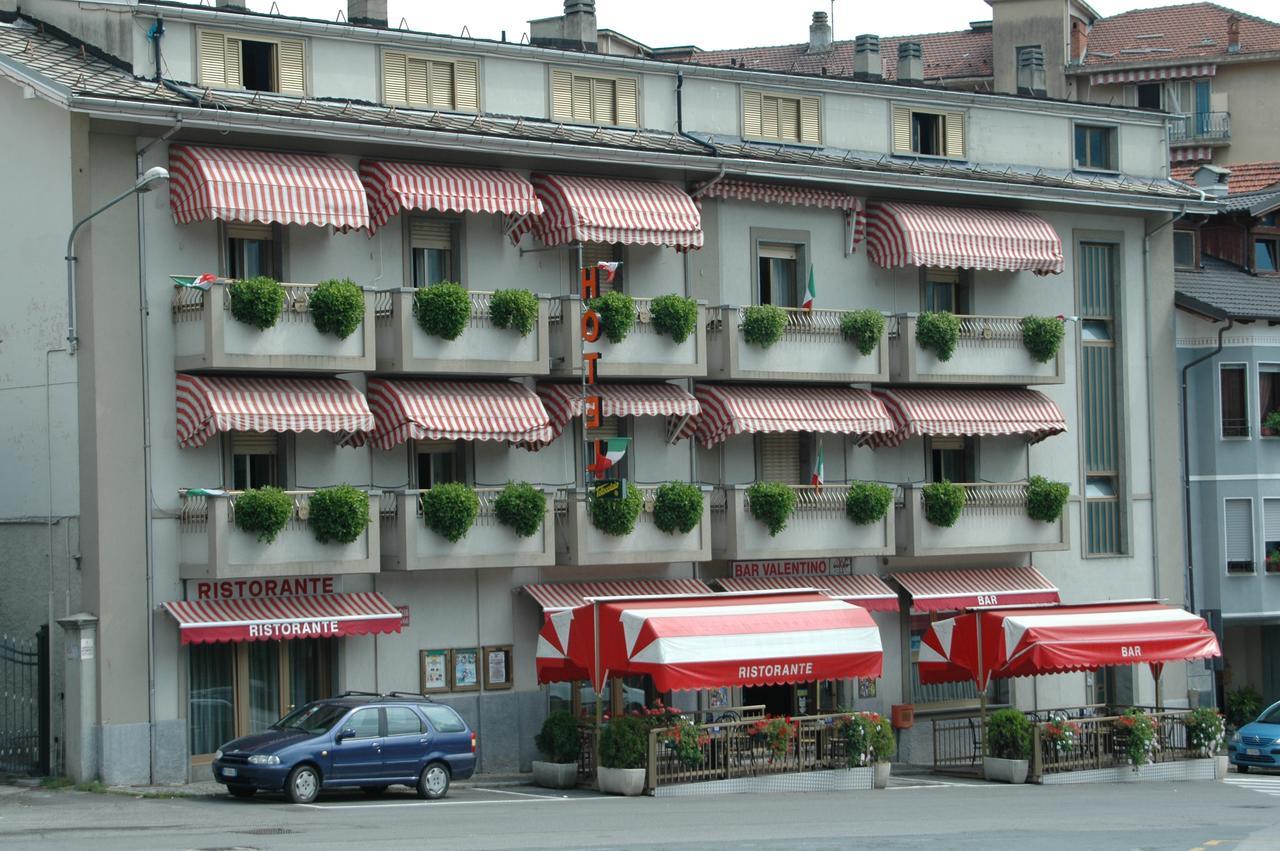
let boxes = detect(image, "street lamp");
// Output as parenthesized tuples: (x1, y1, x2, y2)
(65, 166, 170, 353)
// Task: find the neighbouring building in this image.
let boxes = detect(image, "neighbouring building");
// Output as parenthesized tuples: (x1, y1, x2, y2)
(0, 0, 1211, 784)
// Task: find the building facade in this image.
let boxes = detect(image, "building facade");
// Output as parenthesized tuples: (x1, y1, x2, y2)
(0, 0, 1209, 784)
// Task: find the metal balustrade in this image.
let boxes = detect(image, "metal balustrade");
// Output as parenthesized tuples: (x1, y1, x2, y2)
(1169, 111, 1231, 144)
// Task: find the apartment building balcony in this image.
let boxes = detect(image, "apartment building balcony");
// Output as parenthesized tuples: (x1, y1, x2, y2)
(707, 307, 889, 383)
(889, 314, 1064, 385)
(1169, 112, 1231, 146)
(374, 289, 551, 375)
(555, 485, 712, 566)
(172, 281, 376, 373)
(179, 490, 381, 579)
(379, 489, 555, 571)
(551, 296, 707, 379)
(895, 483, 1069, 558)
(711, 485, 895, 561)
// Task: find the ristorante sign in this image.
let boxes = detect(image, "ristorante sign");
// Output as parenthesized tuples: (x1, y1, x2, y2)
(186, 576, 339, 601)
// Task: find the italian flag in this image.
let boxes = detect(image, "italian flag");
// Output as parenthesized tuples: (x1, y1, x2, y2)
(170, 273, 218, 289)
(588, 437, 630, 477)
(810, 440, 824, 490)
(802, 266, 816, 311)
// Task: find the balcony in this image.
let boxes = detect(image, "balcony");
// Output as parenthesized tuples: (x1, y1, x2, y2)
(374, 289, 551, 376)
(1169, 112, 1231, 145)
(555, 485, 712, 566)
(379, 489, 555, 571)
(707, 307, 888, 383)
(551, 296, 707, 379)
(895, 483, 1069, 558)
(889, 315, 1064, 385)
(172, 282, 376, 373)
(179, 490, 381, 579)
(711, 485, 895, 560)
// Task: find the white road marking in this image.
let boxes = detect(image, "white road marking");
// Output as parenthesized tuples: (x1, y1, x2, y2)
(470, 787, 571, 799)
(1227, 774, 1280, 798)
(297, 795, 616, 810)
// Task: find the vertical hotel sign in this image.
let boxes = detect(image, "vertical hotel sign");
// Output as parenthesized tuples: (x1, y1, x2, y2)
(579, 263, 628, 498)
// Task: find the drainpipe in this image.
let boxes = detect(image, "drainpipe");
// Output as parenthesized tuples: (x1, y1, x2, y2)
(675, 72, 718, 155)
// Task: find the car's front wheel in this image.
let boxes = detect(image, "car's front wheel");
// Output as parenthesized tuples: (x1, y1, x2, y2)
(227, 785, 256, 798)
(286, 765, 321, 804)
(417, 762, 450, 800)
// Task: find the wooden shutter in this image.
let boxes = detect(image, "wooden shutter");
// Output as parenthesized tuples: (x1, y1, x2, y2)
(591, 78, 616, 125)
(571, 75, 593, 123)
(761, 96, 780, 140)
(198, 30, 229, 88)
(411, 219, 453, 249)
(224, 37, 242, 89)
(454, 58, 480, 111)
(550, 68, 574, 121)
(614, 77, 638, 126)
(777, 97, 800, 142)
(892, 105, 912, 153)
(383, 51, 408, 104)
(944, 111, 966, 159)
(276, 38, 305, 95)
(742, 89, 763, 138)
(232, 433, 279, 455)
(587, 415, 621, 439)
(799, 96, 821, 144)
(759, 433, 801, 484)
(429, 60, 455, 108)
(405, 57, 429, 105)
(1225, 499, 1255, 565)
(225, 223, 272, 242)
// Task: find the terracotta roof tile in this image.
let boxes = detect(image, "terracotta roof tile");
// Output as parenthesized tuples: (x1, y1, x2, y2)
(1172, 161, 1280, 194)
(1081, 2, 1280, 67)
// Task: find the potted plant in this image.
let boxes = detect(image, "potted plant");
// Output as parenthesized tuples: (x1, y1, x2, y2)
(1020, 315, 1065, 363)
(741, 304, 787, 349)
(839, 309, 886, 357)
(488, 288, 540, 336)
(415, 281, 471, 341)
(420, 482, 480, 542)
(1226, 685, 1263, 730)
(915, 311, 961, 362)
(493, 481, 546, 537)
(1025, 475, 1070, 523)
(1184, 707, 1227, 779)
(745, 482, 798, 536)
(748, 716, 795, 763)
(864, 712, 896, 788)
(532, 710, 580, 789)
(1267, 547, 1280, 574)
(664, 716, 708, 769)
(1115, 708, 1158, 768)
(589, 291, 637, 343)
(652, 482, 703, 535)
(308, 484, 370, 544)
(984, 708, 1032, 783)
(921, 480, 965, 528)
(845, 481, 894, 525)
(229, 275, 286, 330)
(1264, 410, 1280, 437)
(597, 715, 648, 796)
(649, 294, 698, 344)
(308, 278, 365, 340)
(233, 486, 293, 544)
(1040, 719, 1081, 757)
(589, 481, 644, 536)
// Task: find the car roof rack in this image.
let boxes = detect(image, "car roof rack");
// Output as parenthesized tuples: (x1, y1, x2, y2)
(337, 690, 380, 698)
(384, 691, 432, 701)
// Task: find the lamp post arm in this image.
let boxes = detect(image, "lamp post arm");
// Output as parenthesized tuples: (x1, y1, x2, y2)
(65, 185, 145, 353)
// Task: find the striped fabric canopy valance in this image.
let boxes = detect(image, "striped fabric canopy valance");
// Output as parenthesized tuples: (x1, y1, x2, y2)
(527, 382, 700, 449)
(680, 384, 895, 449)
(175, 374, 374, 449)
(360, 160, 543, 231)
(360, 378, 552, 449)
(865, 201, 1064, 275)
(509, 173, 703, 249)
(869, 388, 1067, 448)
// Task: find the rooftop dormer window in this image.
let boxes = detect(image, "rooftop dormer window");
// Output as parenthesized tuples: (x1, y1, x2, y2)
(198, 29, 305, 96)
(382, 51, 479, 112)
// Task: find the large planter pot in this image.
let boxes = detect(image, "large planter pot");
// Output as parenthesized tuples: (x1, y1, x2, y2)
(1216, 755, 1229, 781)
(531, 760, 578, 790)
(873, 762, 891, 789)
(983, 756, 1029, 784)
(597, 766, 647, 796)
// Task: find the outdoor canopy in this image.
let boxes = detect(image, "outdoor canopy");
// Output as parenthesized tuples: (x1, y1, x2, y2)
(175, 373, 375, 448)
(713, 575, 900, 612)
(359, 159, 543, 232)
(163, 591, 403, 645)
(869, 388, 1068, 448)
(358, 378, 553, 449)
(864, 201, 1064, 275)
(891, 566, 1060, 612)
(917, 601, 1222, 691)
(509, 173, 704, 249)
(526, 382, 701, 449)
(680, 384, 895, 448)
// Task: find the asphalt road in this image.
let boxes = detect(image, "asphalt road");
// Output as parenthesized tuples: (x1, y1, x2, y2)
(2, 773, 1280, 850)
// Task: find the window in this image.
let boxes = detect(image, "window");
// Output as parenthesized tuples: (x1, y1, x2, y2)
(1136, 83, 1162, 110)
(550, 69, 638, 127)
(1224, 498, 1255, 574)
(197, 29, 305, 95)
(416, 439, 464, 489)
(1265, 499, 1280, 573)
(382, 51, 479, 111)
(385, 707, 425, 736)
(1074, 124, 1117, 171)
(410, 219, 458, 287)
(1260, 365, 1280, 436)
(224, 223, 282, 280)
(420, 705, 466, 733)
(757, 432, 804, 484)
(1220, 364, 1249, 438)
(1079, 242, 1124, 555)
(922, 268, 970, 314)
(230, 433, 286, 490)
(1255, 238, 1279, 274)
(588, 416, 629, 480)
(742, 89, 821, 144)
(343, 708, 382, 739)
(892, 105, 965, 159)
(757, 243, 801, 307)
(928, 436, 975, 483)
(582, 243, 624, 293)
(1174, 230, 1198, 269)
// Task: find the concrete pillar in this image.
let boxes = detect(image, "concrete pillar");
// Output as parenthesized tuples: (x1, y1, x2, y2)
(56, 613, 99, 783)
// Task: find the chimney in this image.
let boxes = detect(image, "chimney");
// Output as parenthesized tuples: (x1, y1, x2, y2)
(1017, 47, 1047, 96)
(808, 11, 833, 54)
(853, 34, 882, 81)
(1192, 164, 1232, 198)
(348, 0, 387, 27)
(1227, 15, 1241, 53)
(897, 41, 923, 83)
(214, 0, 247, 9)
(1070, 18, 1088, 63)
(563, 0, 598, 50)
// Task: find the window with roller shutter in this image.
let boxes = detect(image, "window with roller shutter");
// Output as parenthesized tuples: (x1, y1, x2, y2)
(381, 50, 480, 112)
(549, 68, 638, 127)
(409, 218, 458, 287)
(756, 433, 804, 485)
(196, 29, 305, 95)
(742, 89, 821, 145)
(581, 243, 623, 293)
(1225, 498, 1255, 574)
(1264, 498, 1280, 573)
(891, 104, 965, 159)
(229, 433, 287, 490)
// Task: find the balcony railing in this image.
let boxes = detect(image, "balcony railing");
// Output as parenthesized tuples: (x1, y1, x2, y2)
(707, 306, 888, 383)
(550, 296, 707, 379)
(179, 489, 380, 579)
(711, 484, 895, 561)
(374, 288, 551, 375)
(896, 482, 1069, 557)
(889, 314, 1064, 385)
(1169, 112, 1231, 145)
(379, 487, 555, 570)
(554, 484, 712, 566)
(172, 280, 376, 372)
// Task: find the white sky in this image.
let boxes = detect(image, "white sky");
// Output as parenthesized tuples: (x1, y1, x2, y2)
(235, 0, 1280, 51)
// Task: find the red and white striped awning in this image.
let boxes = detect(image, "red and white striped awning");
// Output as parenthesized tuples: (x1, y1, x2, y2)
(163, 591, 403, 645)
(715, 575, 899, 612)
(175, 374, 374, 449)
(1171, 146, 1214, 164)
(1088, 63, 1215, 86)
(526, 382, 700, 449)
(695, 178, 862, 211)
(168, 145, 369, 230)
(525, 578, 714, 611)
(360, 160, 543, 232)
(869, 388, 1067, 448)
(865, 201, 1064, 275)
(680, 384, 895, 449)
(890, 566, 1060, 612)
(509, 173, 703, 249)
(361, 378, 552, 449)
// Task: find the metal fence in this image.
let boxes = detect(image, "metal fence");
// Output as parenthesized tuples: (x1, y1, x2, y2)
(1033, 710, 1197, 777)
(0, 629, 49, 776)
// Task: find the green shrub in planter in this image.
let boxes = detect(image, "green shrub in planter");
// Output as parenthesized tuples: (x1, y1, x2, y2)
(746, 481, 798, 537)
(234, 486, 293, 544)
(845, 481, 894, 525)
(588, 291, 636, 343)
(420, 482, 480, 543)
(653, 482, 703, 535)
(589, 481, 644, 536)
(1020, 315, 1065, 364)
(309, 278, 365, 339)
(308, 484, 370, 545)
(1184, 707, 1226, 757)
(494, 481, 546, 537)
(916, 311, 961, 362)
(922, 480, 965, 528)
(229, 276, 285, 330)
(1226, 685, 1264, 728)
(986, 708, 1032, 760)
(741, 304, 787, 348)
(414, 282, 471, 341)
(1025, 475, 1069, 523)
(599, 715, 649, 770)
(489, 288, 539, 336)
(1265, 411, 1280, 434)
(649, 294, 698, 344)
(840, 309, 886, 357)
(535, 710, 581, 764)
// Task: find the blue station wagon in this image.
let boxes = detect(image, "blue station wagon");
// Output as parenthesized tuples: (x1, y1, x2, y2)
(212, 693, 476, 803)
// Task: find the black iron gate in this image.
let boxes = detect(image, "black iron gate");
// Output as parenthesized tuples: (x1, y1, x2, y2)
(0, 626, 49, 776)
